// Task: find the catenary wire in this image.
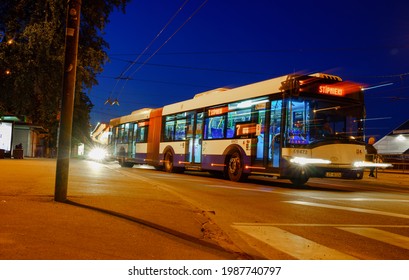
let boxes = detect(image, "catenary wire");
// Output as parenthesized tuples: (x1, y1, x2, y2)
(114, 0, 209, 100)
(107, 0, 191, 103)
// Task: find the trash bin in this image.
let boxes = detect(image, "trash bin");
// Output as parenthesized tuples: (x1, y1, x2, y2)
(13, 149, 23, 159)
(13, 144, 24, 159)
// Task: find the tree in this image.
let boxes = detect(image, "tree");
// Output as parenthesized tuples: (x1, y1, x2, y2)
(0, 0, 130, 150)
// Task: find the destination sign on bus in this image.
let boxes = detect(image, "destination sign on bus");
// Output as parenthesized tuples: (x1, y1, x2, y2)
(316, 81, 362, 97)
(318, 85, 344, 96)
(208, 106, 228, 116)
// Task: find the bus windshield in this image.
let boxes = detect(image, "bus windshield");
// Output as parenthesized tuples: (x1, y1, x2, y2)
(285, 97, 364, 145)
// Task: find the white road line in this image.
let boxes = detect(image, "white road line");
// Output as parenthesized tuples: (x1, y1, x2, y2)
(201, 184, 279, 193)
(339, 227, 409, 250)
(310, 197, 409, 203)
(285, 201, 409, 219)
(233, 225, 357, 260)
(233, 223, 409, 228)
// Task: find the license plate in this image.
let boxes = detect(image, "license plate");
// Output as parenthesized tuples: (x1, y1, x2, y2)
(326, 172, 342, 178)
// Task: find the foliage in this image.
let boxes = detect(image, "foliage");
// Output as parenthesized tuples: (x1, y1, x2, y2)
(0, 0, 130, 149)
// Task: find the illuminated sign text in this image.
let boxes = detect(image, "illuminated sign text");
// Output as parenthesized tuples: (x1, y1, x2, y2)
(208, 107, 228, 116)
(319, 85, 344, 96)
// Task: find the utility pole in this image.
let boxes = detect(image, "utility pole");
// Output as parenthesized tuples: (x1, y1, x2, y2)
(55, 0, 82, 202)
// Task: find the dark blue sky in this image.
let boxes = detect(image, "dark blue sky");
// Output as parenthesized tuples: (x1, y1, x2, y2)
(90, 0, 409, 139)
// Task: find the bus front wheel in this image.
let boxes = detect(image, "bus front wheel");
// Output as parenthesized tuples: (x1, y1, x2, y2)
(225, 151, 246, 182)
(290, 174, 309, 186)
(163, 151, 184, 173)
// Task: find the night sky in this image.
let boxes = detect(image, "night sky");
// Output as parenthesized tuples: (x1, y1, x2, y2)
(90, 0, 409, 140)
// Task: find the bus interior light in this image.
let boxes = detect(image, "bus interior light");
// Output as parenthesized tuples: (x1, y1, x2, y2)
(237, 99, 268, 109)
(313, 106, 341, 113)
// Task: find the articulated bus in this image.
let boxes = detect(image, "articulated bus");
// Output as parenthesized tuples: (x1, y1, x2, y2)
(109, 73, 367, 185)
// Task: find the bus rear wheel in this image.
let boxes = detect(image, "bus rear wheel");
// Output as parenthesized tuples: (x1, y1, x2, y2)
(225, 151, 246, 182)
(119, 160, 134, 168)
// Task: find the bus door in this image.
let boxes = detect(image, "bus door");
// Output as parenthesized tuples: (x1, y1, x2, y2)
(255, 103, 267, 164)
(185, 111, 203, 164)
(269, 100, 282, 168)
(126, 123, 133, 158)
(254, 100, 281, 168)
(131, 123, 137, 158)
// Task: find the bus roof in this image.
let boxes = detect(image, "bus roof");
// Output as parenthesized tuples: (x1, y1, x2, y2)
(109, 108, 153, 126)
(162, 74, 290, 116)
(162, 72, 347, 115)
(109, 72, 350, 124)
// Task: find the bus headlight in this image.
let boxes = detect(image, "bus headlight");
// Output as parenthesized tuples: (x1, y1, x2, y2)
(290, 157, 331, 166)
(88, 147, 108, 161)
(353, 161, 392, 168)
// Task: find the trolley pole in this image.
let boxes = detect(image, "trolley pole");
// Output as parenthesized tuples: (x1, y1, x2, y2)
(55, 0, 82, 202)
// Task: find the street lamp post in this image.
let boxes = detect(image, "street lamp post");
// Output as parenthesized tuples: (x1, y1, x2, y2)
(54, 0, 82, 202)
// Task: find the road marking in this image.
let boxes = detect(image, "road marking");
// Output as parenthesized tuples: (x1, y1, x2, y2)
(233, 223, 409, 228)
(202, 184, 279, 193)
(233, 225, 357, 260)
(310, 197, 409, 203)
(339, 227, 409, 250)
(285, 201, 409, 219)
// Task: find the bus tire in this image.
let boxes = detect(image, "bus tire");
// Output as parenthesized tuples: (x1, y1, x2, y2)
(163, 151, 184, 173)
(225, 150, 247, 182)
(120, 161, 134, 168)
(164, 151, 174, 173)
(355, 170, 364, 179)
(290, 174, 309, 186)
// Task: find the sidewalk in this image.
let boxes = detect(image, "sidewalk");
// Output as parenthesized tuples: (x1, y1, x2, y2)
(361, 169, 409, 187)
(0, 158, 242, 260)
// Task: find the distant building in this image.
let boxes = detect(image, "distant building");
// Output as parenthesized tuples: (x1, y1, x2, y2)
(374, 120, 409, 155)
(90, 122, 110, 145)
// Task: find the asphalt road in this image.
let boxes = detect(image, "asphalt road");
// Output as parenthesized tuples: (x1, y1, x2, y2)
(1, 158, 408, 260)
(110, 162, 409, 260)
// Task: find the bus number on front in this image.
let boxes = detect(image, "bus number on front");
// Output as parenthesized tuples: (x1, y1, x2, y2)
(292, 149, 308, 155)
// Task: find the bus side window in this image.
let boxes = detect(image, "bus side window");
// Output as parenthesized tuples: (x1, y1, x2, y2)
(227, 108, 251, 139)
(137, 126, 148, 142)
(204, 115, 225, 139)
(164, 121, 175, 141)
(175, 119, 186, 140)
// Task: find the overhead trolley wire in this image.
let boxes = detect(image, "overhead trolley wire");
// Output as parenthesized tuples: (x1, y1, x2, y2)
(106, 0, 209, 106)
(112, 0, 209, 104)
(105, 0, 192, 105)
(108, 45, 409, 57)
(125, 0, 209, 79)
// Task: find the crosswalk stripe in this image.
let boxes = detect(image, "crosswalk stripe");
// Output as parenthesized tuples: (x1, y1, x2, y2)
(233, 225, 357, 260)
(338, 227, 409, 250)
(285, 201, 409, 219)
